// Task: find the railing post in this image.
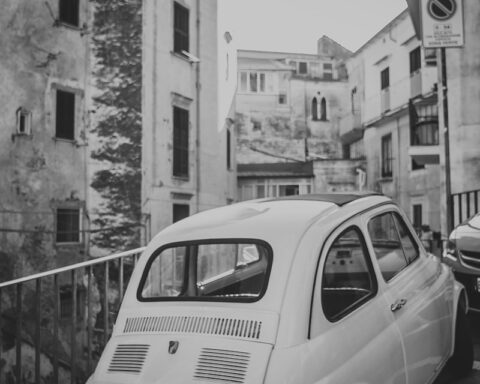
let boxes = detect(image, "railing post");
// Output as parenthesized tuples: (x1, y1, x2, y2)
(71, 270, 77, 384)
(0, 288, 3, 384)
(35, 279, 41, 384)
(87, 266, 92, 375)
(53, 274, 59, 384)
(103, 261, 109, 347)
(15, 283, 22, 384)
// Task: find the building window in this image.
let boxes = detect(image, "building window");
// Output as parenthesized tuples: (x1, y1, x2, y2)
(351, 87, 357, 113)
(312, 97, 318, 121)
(410, 46, 421, 74)
(240, 72, 247, 91)
(278, 94, 287, 104)
(412, 158, 425, 171)
(226, 128, 231, 170)
(298, 62, 308, 74)
(320, 97, 327, 121)
(380, 67, 390, 90)
(173, 106, 189, 178)
(381, 134, 393, 178)
(59, 0, 79, 27)
(173, 204, 190, 223)
(174, 2, 189, 54)
(425, 48, 437, 66)
(323, 62, 333, 80)
(252, 119, 261, 131)
(16, 107, 32, 135)
(342, 144, 351, 160)
(412, 204, 423, 230)
(56, 208, 80, 243)
(56, 89, 75, 140)
(279, 185, 299, 196)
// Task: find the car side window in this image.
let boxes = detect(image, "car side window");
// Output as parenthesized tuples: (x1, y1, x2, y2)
(367, 212, 408, 281)
(322, 227, 377, 322)
(392, 213, 419, 263)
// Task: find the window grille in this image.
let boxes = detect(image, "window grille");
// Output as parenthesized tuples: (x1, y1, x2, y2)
(56, 208, 80, 243)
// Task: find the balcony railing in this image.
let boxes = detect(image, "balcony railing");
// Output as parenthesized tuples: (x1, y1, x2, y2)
(0, 247, 145, 384)
(451, 189, 480, 228)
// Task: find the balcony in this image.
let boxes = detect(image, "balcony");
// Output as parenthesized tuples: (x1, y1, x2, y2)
(409, 105, 440, 164)
(339, 109, 362, 142)
(381, 88, 390, 113)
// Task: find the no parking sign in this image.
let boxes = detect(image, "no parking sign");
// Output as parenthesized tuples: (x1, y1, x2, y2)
(421, 0, 464, 47)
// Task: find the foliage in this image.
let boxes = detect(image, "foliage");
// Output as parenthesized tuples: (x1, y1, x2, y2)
(90, 0, 143, 251)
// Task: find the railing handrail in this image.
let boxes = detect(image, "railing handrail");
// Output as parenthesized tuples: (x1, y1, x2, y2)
(0, 247, 146, 289)
(451, 188, 480, 197)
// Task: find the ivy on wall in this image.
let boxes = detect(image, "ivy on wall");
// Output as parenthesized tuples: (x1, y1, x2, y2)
(90, 0, 142, 251)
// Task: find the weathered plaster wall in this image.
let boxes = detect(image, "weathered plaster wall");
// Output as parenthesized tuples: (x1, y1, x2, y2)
(312, 158, 367, 192)
(142, 0, 234, 239)
(0, 1, 89, 276)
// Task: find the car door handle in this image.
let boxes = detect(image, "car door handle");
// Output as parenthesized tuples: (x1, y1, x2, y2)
(390, 298, 407, 312)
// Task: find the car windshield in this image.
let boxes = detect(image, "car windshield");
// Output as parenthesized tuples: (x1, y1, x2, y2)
(138, 241, 271, 302)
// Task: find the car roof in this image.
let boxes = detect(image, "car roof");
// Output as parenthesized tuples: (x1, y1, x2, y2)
(155, 192, 390, 243)
(263, 192, 383, 206)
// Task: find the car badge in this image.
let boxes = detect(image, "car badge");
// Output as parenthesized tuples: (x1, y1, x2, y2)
(168, 340, 179, 354)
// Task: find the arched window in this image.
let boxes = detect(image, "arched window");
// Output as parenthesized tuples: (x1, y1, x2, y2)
(312, 97, 318, 121)
(320, 97, 327, 121)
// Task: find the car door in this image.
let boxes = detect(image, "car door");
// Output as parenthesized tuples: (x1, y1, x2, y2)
(308, 217, 407, 384)
(364, 207, 451, 384)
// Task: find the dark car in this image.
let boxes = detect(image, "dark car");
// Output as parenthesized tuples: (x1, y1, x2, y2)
(443, 212, 480, 311)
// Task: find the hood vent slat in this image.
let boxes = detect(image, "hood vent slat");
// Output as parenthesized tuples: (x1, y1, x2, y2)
(124, 316, 262, 340)
(108, 344, 150, 374)
(194, 348, 250, 383)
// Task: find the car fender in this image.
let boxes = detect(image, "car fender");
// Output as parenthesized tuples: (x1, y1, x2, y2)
(450, 278, 469, 356)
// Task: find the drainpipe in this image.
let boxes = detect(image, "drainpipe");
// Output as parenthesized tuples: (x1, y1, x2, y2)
(195, 0, 201, 212)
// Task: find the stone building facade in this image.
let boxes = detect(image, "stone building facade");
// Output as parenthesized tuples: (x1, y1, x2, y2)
(0, 0, 91, 278)
(236, 36, 352, 165)
(235, 36, 368, 200)
(339, 10, 442, 243)
(142, 0, 237, 240)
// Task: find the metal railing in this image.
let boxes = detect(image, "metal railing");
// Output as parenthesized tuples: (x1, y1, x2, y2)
(451, 189, 480, 229)
(0, 247, 145, 384)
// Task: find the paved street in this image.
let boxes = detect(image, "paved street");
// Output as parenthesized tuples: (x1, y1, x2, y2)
(434, 313, 480, 384)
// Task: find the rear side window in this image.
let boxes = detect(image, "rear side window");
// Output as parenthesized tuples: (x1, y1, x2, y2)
(322, 227, 377, 322)
(138, 240, 271, 302)
(392, 213, 419, 263)
(368, 213, 407, 281)
(368, 211, 419, 282)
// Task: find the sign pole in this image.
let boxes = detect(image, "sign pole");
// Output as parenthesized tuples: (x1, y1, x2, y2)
(441, 47, 452, 234)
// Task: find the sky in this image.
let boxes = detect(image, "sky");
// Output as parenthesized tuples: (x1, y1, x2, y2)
(218, 0, 408, 54)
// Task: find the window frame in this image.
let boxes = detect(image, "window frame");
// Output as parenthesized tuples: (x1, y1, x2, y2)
(380, 67, 390, 90)
(381, 133, 393, 178)
(55, 89, 76, 141)
(409, 46, 421, 74)
(320, 225, 378, 323)
(136, 238, 274, 303)
(173, 2, 189, 55)
(58, 0, 80, 28)
(16, 107, 32, 136)
(56, 207, 81, 244)
(172, 106, 189, 178)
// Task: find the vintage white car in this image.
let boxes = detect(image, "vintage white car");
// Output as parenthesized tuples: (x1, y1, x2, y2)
(88, 193, 473, 384)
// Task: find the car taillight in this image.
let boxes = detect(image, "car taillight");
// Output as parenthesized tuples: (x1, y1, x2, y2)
(443, 239, 458, 259)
